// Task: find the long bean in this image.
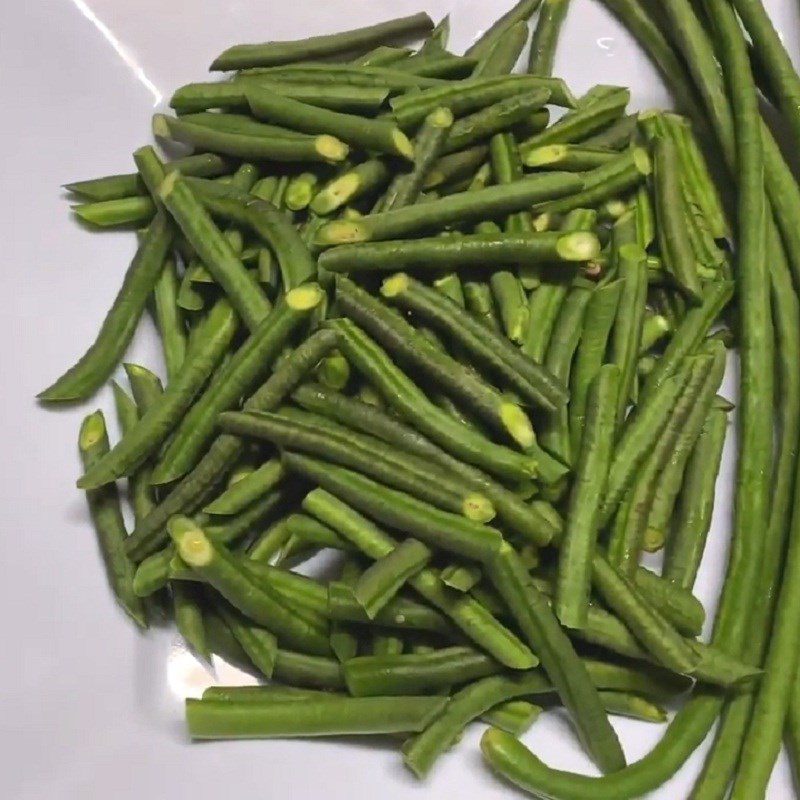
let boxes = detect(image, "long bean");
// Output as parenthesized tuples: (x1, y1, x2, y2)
(486, 543, 626, 773)
(151, 286, 322, 484)
(314, 172, 584, 244)
(245, 87, 414, 159)
(556, 365, 619, 628)
(124, 329, 338, 560)
(292, 384, 559, 545)
(159, 173, 272, 331)
(303, 488, 538, 669)
(79, 411, 147, 628)
(78, 299, 238, 488)
(663, 406, 728, 589)
(186, 694, 447, 738)
(528, 0, 570, 76)
(465, 0, 542, 59)
(210, 13, 434, 70)
(154, 114, 349, 163)
(38, 213, 171, 401)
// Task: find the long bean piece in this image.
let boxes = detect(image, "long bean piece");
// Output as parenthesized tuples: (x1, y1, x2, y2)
(39, 213, 172, 401)
(210, 13, 434, 70)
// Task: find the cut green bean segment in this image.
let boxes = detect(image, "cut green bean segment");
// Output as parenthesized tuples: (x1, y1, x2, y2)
(79, 411, 146, 628)
(444, 90, 551, 154)
(403, 672, 549, 778)
(210, 13, 434, 70)
(239, 63, 443, 91)
(316, 171, 583, 245)
(159, 173, 272, 330)
(645, 343, 726, 552)
(529, 0, 571, 76)
(216, 603, 278, 677)
(383, 272, 567, 411)
(335, 275, 535, 446)
(465, 0, 542, 59)
(519, 88, 630, 153)
(482, 700, 542, 736)
(320, 231, 600, 274)
(73, 195, 155, 228)
(490, 271, 528, 344)
(186, 694, 447, 738)
(169, 516, 330, 655)
(539, 280, 593, 463)
(487, 543, 626, 773)
(310, 160, 391, 216)
(246, 87, 413, 159)
(67, 153, 232, 201)
(423, 146, 488, 191)
(356, 45, 414, 67)
(523, 142, 617, 171)
(154, 113, 349, 163)
(172, 80, 390, 115)
(610, 243, 648, 424)
(353, 538, 431, 619)
(557, 365, 619, 628)
(204, 460, 284, 515)
(78, 299, 238, 489)
(383, 107, 454, 211)
(344, 646, 498, 696)
(39, 214, 172, 402)
(472, 21, 529, 78)
(151, 286, 322, 484)
(653, 136, 702, 302)
(283, 454, 503, 564)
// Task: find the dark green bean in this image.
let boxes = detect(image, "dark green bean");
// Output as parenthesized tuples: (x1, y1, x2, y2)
(315, 171, 584, 244)
(78, 411, 146, 628)
(169, 516, 330, 655)
(403, 672, 550, 778)
(171, 80, 390, 115)
(486, 543, 626, 773)
(210, 13, 434, 70)
(382, 272, 567, 412)
(465, 0, 541, 59)
(151, 286, 323, 484)
(78, 299, 238, 489)
(557, 365, 620, 629)
(124, 329, 338, 560)
(38, 214, 172, 401)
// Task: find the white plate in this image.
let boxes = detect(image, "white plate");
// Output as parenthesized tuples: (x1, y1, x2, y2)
(2, 1, 798, 797)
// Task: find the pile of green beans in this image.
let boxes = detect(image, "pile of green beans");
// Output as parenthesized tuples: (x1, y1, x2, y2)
(48, 1, 800, 796)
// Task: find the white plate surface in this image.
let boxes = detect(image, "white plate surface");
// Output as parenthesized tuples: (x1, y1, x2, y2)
(2, 1, 799, 797)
